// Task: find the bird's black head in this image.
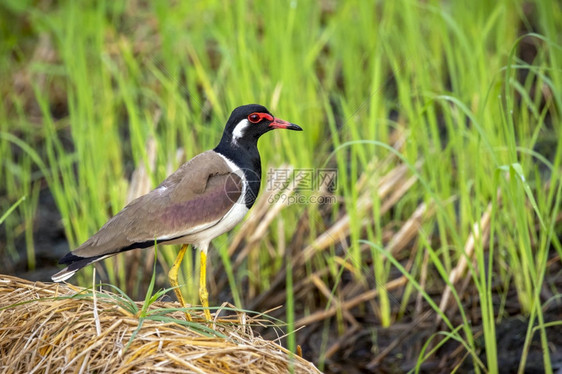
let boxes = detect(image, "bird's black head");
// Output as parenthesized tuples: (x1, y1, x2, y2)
(214, 104, 302, 208)
(218, 104, 302, 148)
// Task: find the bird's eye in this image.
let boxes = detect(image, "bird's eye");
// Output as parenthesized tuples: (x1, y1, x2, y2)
(248, 113, 261, 123)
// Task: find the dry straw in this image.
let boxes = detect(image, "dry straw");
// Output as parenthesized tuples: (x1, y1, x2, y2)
(0, 275, 321, 374)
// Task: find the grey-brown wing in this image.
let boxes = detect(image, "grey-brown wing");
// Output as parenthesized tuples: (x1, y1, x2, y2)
(71, 152, 242, 258)
(127, 170, 243, 241)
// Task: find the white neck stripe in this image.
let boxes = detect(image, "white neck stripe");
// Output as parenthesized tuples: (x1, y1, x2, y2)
(232, 119, 250, 142)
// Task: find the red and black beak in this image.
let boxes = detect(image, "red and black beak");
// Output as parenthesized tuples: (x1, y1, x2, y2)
(269, 117, 303, 131)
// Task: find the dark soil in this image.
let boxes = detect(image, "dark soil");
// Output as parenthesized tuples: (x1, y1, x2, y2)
(0, 189, 69, 281)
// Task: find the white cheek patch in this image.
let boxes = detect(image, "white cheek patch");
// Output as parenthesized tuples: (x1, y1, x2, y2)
(232, 119, 250, 142)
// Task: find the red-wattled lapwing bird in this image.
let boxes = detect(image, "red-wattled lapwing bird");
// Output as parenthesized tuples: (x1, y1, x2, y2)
(52, 104, 302, 321)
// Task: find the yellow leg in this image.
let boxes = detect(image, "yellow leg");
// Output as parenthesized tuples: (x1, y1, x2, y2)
(168, 244, 192, 321)
(199, 250, 212, 321)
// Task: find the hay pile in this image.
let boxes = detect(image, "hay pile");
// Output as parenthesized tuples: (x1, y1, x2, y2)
(0, 275, 321, 373)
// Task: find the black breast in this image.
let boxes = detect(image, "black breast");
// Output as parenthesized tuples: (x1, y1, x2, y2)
(214, 143, 262, 210)
(241, 161, 261, 208)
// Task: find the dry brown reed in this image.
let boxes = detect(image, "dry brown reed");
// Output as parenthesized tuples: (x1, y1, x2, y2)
(0, 275, 321, 374)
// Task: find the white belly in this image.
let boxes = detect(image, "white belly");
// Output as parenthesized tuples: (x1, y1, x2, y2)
(186, 201, 248, 247)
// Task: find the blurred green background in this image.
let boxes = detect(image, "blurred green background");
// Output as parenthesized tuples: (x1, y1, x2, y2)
(1, 0, 561, 372)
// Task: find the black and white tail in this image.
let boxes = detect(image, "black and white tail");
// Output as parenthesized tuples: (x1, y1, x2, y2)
(51, 253, 110, 282)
